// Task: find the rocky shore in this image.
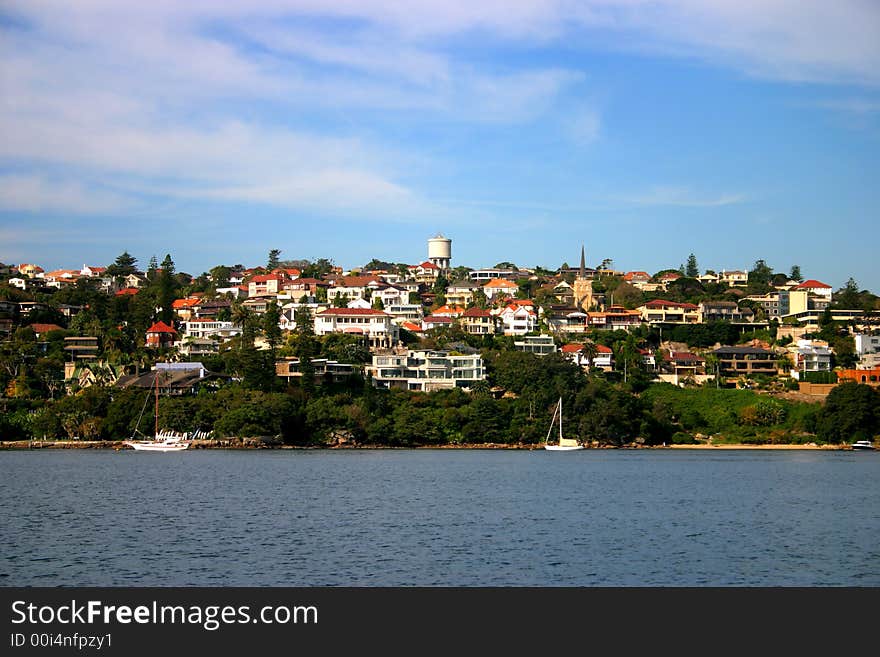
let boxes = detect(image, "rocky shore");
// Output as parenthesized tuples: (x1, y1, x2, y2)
(0, 439, 853, 450)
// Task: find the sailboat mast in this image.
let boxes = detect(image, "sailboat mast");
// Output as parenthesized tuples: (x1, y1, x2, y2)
(154, 372, 159, 438)
(559, 397, 563, 443)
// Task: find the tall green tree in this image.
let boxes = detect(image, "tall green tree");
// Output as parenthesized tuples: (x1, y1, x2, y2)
(685, 253, 699, 278)
(267, 249, 282, 271)
(263, 301, 282, 357)
(106, 251, 138, 279)
(293, 306, 319, 391)
(789, 265, 802, 282)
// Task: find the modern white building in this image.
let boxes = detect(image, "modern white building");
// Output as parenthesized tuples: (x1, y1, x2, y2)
(314, 307, 399, 349)
(368, 349, 485, 391)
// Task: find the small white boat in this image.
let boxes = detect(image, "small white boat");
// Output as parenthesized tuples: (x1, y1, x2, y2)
(123, 371, 191, 452)
(125, 433, 191, 452)
(544, 396, 584, 451)
(851, 440, 875, 451)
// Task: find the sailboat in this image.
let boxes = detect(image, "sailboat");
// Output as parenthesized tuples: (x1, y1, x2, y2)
(123, 371, 191, 452)
(543, 396, 584, 451)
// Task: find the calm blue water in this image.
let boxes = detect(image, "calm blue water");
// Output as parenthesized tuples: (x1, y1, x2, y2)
(1, 449, 878, 586)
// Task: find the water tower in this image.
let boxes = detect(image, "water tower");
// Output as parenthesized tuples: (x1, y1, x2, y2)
(427, 234, 452, 272)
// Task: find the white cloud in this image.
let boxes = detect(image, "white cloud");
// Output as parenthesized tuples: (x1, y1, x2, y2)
(621, 185, 747, 207)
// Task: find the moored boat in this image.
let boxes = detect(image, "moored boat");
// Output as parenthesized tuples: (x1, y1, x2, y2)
(851, 440, 875, 451)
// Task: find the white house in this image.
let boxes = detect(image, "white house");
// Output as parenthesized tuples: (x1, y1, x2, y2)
(496, 303, 538, 335)
(368, 349, 486, 391)
(314, 307, 399, 349)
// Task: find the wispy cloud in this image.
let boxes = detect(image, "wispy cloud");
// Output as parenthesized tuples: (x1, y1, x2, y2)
(620, 186, 747, 208)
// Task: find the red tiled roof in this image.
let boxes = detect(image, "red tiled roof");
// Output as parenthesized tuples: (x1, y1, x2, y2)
(29, 323, 64, 334)
(623, 271, 650, 281)
(401, 321, 424, 332)
(146, 321, 177, 334)
(249, 274, 287, 283)
(644, 300, 699, 309)
(423, 315, 453, 323)
(409, 261, 438, 270)
(484, 279, 518, 288)
(561, 343, 611, 354)
(115, 288, 139, 296)
(172, 298, 201, 309)
(795, 279, 831, 289)
(461, 308, 491, 318)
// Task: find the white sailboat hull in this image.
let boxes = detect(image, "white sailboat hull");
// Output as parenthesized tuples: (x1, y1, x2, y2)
(544, 444, 584, 451)
(124, 440, 190, 452)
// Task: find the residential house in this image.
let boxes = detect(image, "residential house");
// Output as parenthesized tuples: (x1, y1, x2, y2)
(384, 304, 424, 325)
(482, 278, 519, 301)
(283, 277, 329, 302)
(123, 273, 147, 289)
(180, 319, 241, 342)
(586, 306, 643, 330)
(459, 307, 496, 336)
(314, 307, 399, 349)
(327, 275, 383, 304)
(248, 273, 290, 298)
(368, 348, 486, 391)
(431, 304, 466, 318)
(789, 339, 833, 378)
(638, 300, 700, 324)
(794, 279, 833, 300)
(172, 297, 203, 322)
(720, 270, 749, 286)
(660, 351, 706, 384)
(28, 323, 64, 338)
(422, 315, 454, 331)
(407, 261, 441, 284)
(545, 305, 588, 334)
(697, 272, 720, 286)
(17, 264, 44, 278)
(145, 321, 178, 349)
(80, 265, 106, 277)
(710, 346, 777, 377)
(855, 334, 880, 369)
(276, 358, 355, 385)
(64, 336, 100, 362)
(699, 301, 754, 323)
(468, 268, 518, 282)
(178, 338, 220, 358)
(445, 280, 481, 307)
(514, 335, 556, 356)
(496, 302, 538, 335)
(560, 342, 613, 370)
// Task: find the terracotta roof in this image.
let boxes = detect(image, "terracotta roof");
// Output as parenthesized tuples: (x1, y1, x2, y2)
(795, 279, 831, 289)
(401, 321, 424, 332)
(644, 300, 699, 310)
(423, 315, 453, 323)
(249, 274, 287, 283)
(461, 308, 491, 318)
(331, 275, 381, 287)
(483, 279, 518, 288)
(172, 298, 201, 309)
(561, 343, 611, 354)
(623, 271, 650, 281)
(410, 261, 439, 270)
(146, 321, 177, 335)
(29, 323, 64, 334)
(115, 288, 139, 296)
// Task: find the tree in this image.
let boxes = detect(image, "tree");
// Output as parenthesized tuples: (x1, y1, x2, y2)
(789, 265, 802, 282)
(263, 301, 282, 356)
(686, 253, 699, 278)
(816, 383, 880, 443)
(579, 342, 599, 371)
(210, 265, 231, 288)
(748, 259, 773, 287)
(267, 249, 282, 271)
(293, 306, 319, 391)
(106, 251, 138, 278)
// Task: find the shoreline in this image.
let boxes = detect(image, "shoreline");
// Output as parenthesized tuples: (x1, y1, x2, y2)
(0, 439, 855, 451)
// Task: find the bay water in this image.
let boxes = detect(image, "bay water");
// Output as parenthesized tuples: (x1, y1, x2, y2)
(2, 448, 878, 586)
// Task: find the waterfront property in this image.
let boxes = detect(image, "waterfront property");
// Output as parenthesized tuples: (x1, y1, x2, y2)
(368, 348, 486, 391)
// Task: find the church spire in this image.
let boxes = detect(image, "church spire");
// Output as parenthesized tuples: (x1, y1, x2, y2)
(579, 245, 585, 278)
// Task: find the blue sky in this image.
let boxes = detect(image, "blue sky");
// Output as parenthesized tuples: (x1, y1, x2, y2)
(1, 1, 879, 291)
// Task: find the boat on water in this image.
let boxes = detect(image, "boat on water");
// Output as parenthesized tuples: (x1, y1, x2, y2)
(851, 440, 875, 451)
(123, 371, 191, 452)
(544, 396, 584, 451)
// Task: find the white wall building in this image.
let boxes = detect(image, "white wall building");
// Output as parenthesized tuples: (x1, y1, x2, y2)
(369, 349, 485, 391)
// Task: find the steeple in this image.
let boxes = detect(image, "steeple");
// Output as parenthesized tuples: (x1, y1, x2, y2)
(579, 245, 585, 278)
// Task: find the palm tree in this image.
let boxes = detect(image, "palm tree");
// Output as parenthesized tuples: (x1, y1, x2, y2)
(579, 341, 599, 371)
